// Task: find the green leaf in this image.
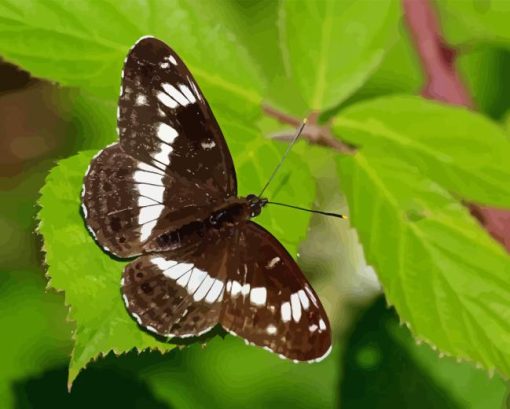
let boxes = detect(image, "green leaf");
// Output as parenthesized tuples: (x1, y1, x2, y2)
(437, 0, 510, 48)
(341, 24, 424, 106)
(337, 147, 510, 376)
(0, 0, 263, 118)
(456, 47, 510, 120)
(38, 151, 174, 388)
(0, 269, 72, 406)
(341, 298, 508, 409)
(279, 0, 399, 113)
(335, 95, 510, 208)
(142, 336, 337, 409)
(37, 116, 314, 386)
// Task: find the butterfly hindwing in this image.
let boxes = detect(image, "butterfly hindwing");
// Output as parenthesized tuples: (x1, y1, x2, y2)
(121, 229, 234, 337)
(118, 36, 237, 198)
(220, 222, 332, 362)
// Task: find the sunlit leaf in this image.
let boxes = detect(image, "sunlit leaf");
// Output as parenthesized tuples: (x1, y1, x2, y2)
(0, 270, 72, 406)
(279, 0, 399, 113)
(337, 147, 510, 376)
(0, 0, 264, 118)
(335, 95, 510, 208)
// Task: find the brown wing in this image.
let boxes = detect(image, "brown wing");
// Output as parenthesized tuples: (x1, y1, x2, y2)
(82, 144, 217, 257)
(121, 229, 234, 337)
(118, 36, 236, 197)
(220, 222, 332, 362)
(82, 36, 239, 257)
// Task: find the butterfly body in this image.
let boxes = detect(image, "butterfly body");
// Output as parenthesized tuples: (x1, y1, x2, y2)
(146, 195, 267, 254)
(81, 36, 332, 362)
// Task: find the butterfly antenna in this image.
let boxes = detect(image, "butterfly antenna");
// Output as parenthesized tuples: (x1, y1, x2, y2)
(258, 119, 307, 198)
(267, 201, 348, 219)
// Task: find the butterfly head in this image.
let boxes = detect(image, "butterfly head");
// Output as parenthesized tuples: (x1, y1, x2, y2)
(246, 194, 268, 218)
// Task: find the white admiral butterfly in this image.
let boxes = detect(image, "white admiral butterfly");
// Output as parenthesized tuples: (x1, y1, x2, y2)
(81, 36, 331, 362)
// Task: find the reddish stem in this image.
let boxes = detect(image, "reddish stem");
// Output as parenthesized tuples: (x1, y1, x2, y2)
(403, 0, 510, 252)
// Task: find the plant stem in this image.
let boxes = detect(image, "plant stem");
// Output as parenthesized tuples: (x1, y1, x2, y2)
(403, 0, 510, 252)
(262, 104, 356, 155)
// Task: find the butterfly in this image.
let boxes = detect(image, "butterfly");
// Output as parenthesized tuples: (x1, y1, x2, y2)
(81, 36, 331, 362)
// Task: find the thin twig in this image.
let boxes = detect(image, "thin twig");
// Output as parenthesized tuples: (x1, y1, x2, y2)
(263, 104, 356, 155)
(262, 104, 302, 127)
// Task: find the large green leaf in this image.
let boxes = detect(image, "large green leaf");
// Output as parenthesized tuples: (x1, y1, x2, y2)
(279, 0, 399, 113)
(0, 270, 72, 407)
(337, 147, 510, 376)
(341, 298, 508, 408)
(0, 0, 263, 118)
(335, 95, 510, 208)
(37, 116, 314, 386)
(437, 0, 510, 48)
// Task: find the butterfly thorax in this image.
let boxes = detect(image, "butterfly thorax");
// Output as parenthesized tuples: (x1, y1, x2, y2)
(144, 195, 267, 253)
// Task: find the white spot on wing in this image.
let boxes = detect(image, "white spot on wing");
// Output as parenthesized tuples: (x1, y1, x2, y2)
(157, 91, 178, 108)
(267, 256, 280, 269)
(135, 94, 148, 106)
(179, 84, 196, 103)
(187, 268, 207, 293)
(319, 319, 327, 331)
(151, 256, 177, 271)
(309, 324, 318, 332)
(250, 287, 267, 306)
(134, 170, 163, 186)
(140, 220, 157, 241)
(168, 55, 177, 65)
(200, 140, 216, 150)
(206, 280, 224, 303)
(176, 267, 193, 287)
(281, 302, 291, 322)
(298, 289, 310, 311)
(162, 83, 189, 106)
(241, 283, 250, 296)
(157, 123, 178, 144)
(304, 285, 319, 308)
(152, 143, 173, 166)
(136, 184, 164, 203)
(309, 345, 332, 363)
(146, 325, 159, 334)
(290, 292, 302, 322)
(165, 262, 193, 280)
(193, 275, 215, 301)
(266, 324, 277, 335)
(138, 162, 165, 175)
(138, 196, 159, 207)
(160, 62, 169, 69)
(231, 281, 242, 297)
(189, 78, 202, 101)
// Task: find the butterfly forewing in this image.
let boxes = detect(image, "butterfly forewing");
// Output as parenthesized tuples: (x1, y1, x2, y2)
(118, 36, 236, 198)
(220, 222, 332, 362)
(83, 36, 238, 255)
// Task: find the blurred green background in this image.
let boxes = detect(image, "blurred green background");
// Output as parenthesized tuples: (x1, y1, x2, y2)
(2, 0, 510, 408)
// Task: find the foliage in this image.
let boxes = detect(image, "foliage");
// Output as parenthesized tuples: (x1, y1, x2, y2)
(1, 0, 510, 404)
(0, 270, 72, 406)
